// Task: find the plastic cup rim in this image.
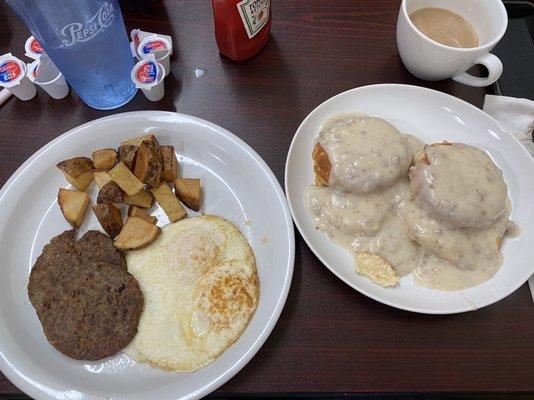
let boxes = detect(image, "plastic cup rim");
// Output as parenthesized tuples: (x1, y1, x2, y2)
(36, 71, 64, 86)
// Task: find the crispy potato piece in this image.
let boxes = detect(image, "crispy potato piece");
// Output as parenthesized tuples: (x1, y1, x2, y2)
(92, 149, 117, 170)
(92, 203, 123, 238)
(117, 145, 138, 170)
(121, 134, 158, 147)
(151, 182, 187, 222)
(159, 146, 179, 182)
(97, 181, 124, 204)
(114, 217, 161, 250)
(58, 188, 90, 228)
(124, 189, 153, 208)
(56, 157, 94, 191)
(174, 178, 200, 211)
(108, 161, 144, 196)
(93, 170, 113, 189)
(134, 141, 161, 187)
(128, 205, 157, 224)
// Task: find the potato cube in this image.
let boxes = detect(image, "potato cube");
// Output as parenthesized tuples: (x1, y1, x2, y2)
(92, 203, 123, 238)
(117, 145, 138, 170)
(151, 182, 187, 222)
(56, 157, 94, 191)
(121, 134, 158, 147)
(57, 188, 90, 228)
(97, 181, 124, 204)
(108, 161, 144, 196)
(93, 170, 113, 189)
(174, 178, 200, 211)
(159, 146, 179, 182)
(128, 205, 157, 224)
(124, 189, 153, 208)
(92, 149, 117, 170)
(114, 217, 161, 250)
(134, 141, 161, 187)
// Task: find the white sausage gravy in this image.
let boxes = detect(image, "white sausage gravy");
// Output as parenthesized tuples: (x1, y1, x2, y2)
(304, 113, 518, 290)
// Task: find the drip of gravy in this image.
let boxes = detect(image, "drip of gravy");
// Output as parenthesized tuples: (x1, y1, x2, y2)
(400, 199, 514, 290)
(305, 178, 419, 277)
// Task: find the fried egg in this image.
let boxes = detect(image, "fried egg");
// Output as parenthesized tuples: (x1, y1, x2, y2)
(125, 215, 258, 372)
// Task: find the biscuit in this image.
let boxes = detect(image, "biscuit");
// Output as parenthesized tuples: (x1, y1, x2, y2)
(356, 252, 399, 287)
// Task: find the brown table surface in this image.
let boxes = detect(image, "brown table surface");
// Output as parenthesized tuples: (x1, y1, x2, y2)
(1, 0, 533, 398)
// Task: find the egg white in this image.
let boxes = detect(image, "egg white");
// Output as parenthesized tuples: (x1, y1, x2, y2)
(125, 215, 258, 372)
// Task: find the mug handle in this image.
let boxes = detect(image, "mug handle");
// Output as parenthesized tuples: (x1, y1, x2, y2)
(452, 53, 503, 87)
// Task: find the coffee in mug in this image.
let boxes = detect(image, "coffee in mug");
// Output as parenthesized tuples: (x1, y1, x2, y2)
(409, 7, 478, 48)
(396, 0, 508, 87)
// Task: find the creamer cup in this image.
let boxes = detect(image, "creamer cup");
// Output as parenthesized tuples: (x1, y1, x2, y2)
(0, 53, 36, 100)
(130, 29, 173, 59)
(28, 55, 69, 99)
(137, 34, 172, 76)
(131, 59, 165, 101)
(27, 60, 40, 81)
(130, 29, 150, 58)
(24, 36, 44, 60)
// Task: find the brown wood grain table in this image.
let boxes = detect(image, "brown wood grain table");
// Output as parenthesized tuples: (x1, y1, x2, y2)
(1, 0, 533, 398)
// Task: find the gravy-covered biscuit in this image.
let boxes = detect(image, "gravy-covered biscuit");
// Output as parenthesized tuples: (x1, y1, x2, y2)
(410, 142, 507, 229)
(315, 114, 412, 193)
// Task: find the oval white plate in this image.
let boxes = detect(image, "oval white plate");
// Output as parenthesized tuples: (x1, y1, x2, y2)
(0, 111, 294, 400)
(285, 84, 534, 314)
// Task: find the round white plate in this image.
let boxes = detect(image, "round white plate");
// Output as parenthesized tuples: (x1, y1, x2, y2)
(0, 111, 294, 400)
(285, 84, 534, 314)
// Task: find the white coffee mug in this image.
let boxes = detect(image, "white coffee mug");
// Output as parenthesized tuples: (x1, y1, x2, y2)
(396, 0, 508, 87)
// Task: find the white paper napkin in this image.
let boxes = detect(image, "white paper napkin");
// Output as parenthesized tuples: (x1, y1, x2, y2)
(483, 94, 534, 302)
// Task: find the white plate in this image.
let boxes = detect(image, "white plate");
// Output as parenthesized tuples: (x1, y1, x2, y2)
(0, 111, 294, 400)
(285, 84, 534, 314)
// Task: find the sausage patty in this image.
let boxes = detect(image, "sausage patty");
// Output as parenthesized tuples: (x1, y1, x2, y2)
(28, 230, 143, 360)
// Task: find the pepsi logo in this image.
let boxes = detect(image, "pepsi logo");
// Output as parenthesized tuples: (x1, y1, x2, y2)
(60, 2, 115, 47)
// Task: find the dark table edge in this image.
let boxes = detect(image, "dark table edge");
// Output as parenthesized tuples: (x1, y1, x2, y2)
(209, 392, 534, 399)
(4, 392, 534, 400)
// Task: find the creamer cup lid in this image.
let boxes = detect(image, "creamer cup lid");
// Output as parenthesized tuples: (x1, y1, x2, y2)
(130, 30, 173, 58)
(27, 60, 41, 82)
(131, 59, 164, 90)
(130, 29, 144, 58)
(0, 54, 27, 88)
(24, 36, 44, 60)
(137, 35, 172, 59)
(130, 29, 147, 50)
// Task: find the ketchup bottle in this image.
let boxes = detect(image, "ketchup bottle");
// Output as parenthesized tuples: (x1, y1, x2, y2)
(212, 0, 272, 61)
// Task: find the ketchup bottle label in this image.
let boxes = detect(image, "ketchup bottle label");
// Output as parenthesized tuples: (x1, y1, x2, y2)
(236, 0, 270, 39)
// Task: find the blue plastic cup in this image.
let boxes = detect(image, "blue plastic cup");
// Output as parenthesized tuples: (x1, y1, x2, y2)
(5, 0, 137, 110)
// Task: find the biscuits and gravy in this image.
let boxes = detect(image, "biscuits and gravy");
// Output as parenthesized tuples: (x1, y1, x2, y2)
(305, 113, 518, 290)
